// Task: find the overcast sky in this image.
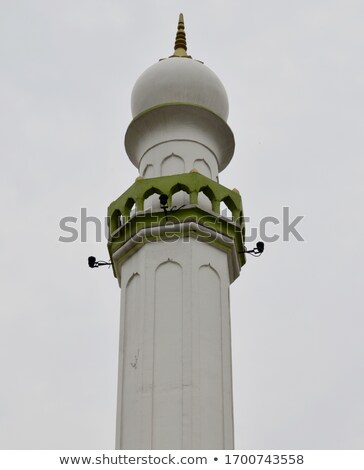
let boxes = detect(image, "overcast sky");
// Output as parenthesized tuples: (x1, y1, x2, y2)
(0, 0, 363, 450)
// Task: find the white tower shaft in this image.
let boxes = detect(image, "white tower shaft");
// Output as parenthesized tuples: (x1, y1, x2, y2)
(115, 239, 234, 449)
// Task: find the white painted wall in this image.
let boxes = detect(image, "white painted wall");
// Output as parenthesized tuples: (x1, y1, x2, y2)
(115, 238, 234, 450)
(125, 104, 235, 173)
(140, 141, 218, 181)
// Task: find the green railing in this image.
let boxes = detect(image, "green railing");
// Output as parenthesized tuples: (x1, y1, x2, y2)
(108, 171, 243, 236)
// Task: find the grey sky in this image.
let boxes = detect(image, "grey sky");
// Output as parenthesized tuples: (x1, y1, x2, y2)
(0, 0, 363, 449)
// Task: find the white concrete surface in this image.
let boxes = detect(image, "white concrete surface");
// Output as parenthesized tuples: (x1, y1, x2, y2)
(115, 238, 234, 449)
(131, 57, 229, 120)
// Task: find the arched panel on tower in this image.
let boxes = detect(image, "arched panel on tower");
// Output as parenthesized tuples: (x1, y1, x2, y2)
(198, 265, 224, 449)
(193, 159, 212, 179)
(142, 164, 154, 179)
(120, 273, 142, 449)
(161, 153, 185, 176)
(153, 261, 183, 449)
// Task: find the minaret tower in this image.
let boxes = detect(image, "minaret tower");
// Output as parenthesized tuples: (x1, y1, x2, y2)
(108, 14, 245, 450)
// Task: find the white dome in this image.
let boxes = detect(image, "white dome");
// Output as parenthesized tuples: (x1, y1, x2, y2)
(131, 57, 229, 121)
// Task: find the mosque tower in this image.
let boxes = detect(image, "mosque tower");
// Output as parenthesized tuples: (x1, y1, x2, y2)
(108, 14, 245, 450)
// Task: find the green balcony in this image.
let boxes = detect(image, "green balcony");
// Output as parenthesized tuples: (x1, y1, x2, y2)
(107, 171, 246, 274)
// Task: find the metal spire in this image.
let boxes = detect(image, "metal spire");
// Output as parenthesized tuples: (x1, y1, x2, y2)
(170, 13, 192, 58)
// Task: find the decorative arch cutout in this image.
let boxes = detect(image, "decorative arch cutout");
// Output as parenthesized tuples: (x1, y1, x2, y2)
(221, 196, 239, 220)
(172, 190, 189, 209)
(124, 197, 136, 218)
(142, 186, 164, 213)
(143, 186, 164, 200)
(199, 262, 221, 279)
(155, 258, 183, 271)
(199, 185, 219, 212)
(110, 209, 122, 238)
(161, 153, 185, 176)
(170, 182, 190, 196)
(197, 191, 212, 211)
(220, 201, 232, 220)
(170, 183, 190, 208)
(193, 159, 212, 179)
(142, 164, 154, 178)
(125, 271, 140, 288)
(199, 185, 215, 201)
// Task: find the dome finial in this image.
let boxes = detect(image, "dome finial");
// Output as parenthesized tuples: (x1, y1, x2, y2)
(170, 13, 192, 58)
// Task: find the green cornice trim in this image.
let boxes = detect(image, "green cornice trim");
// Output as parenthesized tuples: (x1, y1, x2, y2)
(109, 218, 244, 281)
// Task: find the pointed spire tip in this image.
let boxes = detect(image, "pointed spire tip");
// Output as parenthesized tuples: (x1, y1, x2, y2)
(170, 12, 192, 58)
